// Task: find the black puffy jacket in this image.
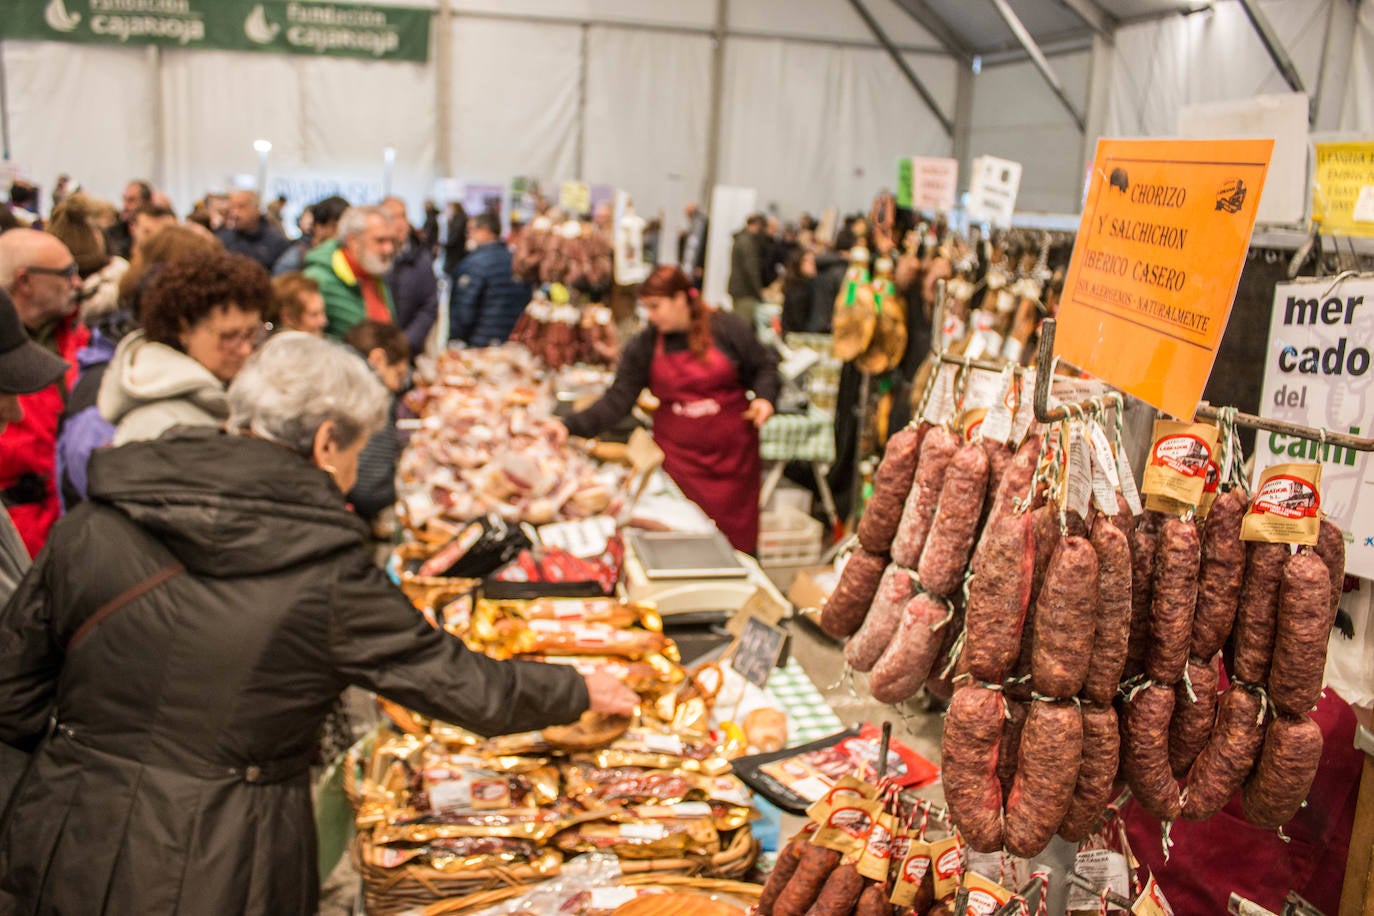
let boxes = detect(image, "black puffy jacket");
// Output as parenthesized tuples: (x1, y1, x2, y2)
(0, 428, 587, 915)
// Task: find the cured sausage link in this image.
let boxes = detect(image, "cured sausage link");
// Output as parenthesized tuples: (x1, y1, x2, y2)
(1005, 700, 1084, 857)
(1268, 549, 1336, 716)
(941, 684, 1006, 853)
(1182, 684, 1266, 821)
(1122, 683, 1182, 822)
(1146, 518, 1201, 685)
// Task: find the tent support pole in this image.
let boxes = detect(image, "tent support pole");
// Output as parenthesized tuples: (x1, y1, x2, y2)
(701, 0, 727, 204)
(848, 0, 954, 136)
(1236, 0, 1309, 107)
(987, 0, 1086, 131)
(435, 0, 452, 177)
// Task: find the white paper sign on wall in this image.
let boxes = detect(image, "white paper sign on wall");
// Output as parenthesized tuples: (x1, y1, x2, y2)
(1257, 276, 1374, 578)
(912, 157, 959, 213)
(966, 156, 1022, 228)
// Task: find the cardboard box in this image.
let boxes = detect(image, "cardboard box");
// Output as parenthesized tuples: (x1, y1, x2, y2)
(787, 563, 839, 610)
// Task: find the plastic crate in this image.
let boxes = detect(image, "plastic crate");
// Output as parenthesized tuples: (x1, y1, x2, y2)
(757, 507, 824, 567)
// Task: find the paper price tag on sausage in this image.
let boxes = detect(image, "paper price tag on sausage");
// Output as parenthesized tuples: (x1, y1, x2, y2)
(1089, 423, 1120, 514)
(1064, 423, 1095, 519)
(1066, 850, 1131, 912)
(979, 366, 1018, 445)
(924, 364, 958, 425)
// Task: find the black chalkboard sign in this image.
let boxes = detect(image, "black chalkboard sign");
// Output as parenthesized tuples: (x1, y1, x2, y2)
(730, 617, 789, 688)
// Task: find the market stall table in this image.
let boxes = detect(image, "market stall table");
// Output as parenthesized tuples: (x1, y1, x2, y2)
(758, 405, 839, 528)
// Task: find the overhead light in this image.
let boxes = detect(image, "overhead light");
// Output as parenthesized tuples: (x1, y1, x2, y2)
(253, 139, 272, 154)
(972, 55, 982, 74)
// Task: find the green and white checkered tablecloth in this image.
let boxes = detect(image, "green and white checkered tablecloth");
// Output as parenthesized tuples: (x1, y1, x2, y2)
(766, 657, 844, 744)
(760, 405, 836, 464)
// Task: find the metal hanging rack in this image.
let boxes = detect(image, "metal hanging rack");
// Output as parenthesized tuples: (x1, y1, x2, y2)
(1032, 316, 1374, 453)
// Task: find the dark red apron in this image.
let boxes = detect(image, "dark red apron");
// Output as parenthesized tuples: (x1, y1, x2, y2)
(649, 334, 761, 554)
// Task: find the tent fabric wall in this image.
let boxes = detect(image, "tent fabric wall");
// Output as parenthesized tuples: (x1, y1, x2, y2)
(1341, 2, 1374, 133)
(717, 37, 956, 217)
(159, 50, 304, 214)
(5, 42, 157, 206)
(966, 51, 1092, 214)
(1103, 0, 1330, 139)
(447, 17, 582, 192)
(298, 52, 436, 212)
(583, 27, 712, 220)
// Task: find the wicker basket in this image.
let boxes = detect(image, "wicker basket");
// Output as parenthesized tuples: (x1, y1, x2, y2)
(354, 831, 565, 916)
(356, 825, 759, 916)
(389, 542, 481, 607)
(421, 873, 763, 916)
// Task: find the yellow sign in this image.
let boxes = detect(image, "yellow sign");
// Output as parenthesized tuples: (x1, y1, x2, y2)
(1313, 141, 1374, 237)
(559, 180, 590, 217)
(1056, 138, 1273, 419)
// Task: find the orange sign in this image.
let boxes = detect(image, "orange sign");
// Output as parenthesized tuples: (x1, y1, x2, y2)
(1056, 138, 1273, 419)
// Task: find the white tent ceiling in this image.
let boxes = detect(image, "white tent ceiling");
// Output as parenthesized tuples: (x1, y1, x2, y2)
(1, 0, 1369, 223)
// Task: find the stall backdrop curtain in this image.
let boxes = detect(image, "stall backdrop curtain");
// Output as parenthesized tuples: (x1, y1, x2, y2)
(6, 41, 158, 206)
(966, 51, 1092, 215)
(447, 17, 581, 199)
(583, 27, 712, 226)
(717, 37, 956, 219)
(1103, 0, 1336, 140)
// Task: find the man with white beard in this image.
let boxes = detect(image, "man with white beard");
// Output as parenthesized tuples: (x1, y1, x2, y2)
(303, 205, 398, 340)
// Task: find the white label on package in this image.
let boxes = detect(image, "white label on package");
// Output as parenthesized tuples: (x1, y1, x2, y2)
(1067, 850, 1131, 911)
(589, 888, 639, 909)
(965, 368, 1007, 413)
(980, 367, 1018, 445)
(669, 802, 713, 818)
(620, 822, 668, 841)
(788, 775, 833, 803)
(427, 780, 472, 814)
(640, 732, 684, 755)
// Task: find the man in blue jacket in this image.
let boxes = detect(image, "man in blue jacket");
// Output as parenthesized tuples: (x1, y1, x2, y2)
(381, 197, 438, 357)
(448, 212, 530, 347)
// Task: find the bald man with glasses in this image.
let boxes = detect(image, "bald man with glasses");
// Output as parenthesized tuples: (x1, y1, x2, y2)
(0, 230, 89, 557)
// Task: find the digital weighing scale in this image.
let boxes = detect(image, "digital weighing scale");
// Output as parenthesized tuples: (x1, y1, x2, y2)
(622, 530, 790, 624)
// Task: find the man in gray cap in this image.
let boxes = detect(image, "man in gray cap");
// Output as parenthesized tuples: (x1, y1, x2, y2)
(0, 286, 69, 604)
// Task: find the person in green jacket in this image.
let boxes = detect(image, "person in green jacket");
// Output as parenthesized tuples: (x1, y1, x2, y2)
(303, 205, 397, 339)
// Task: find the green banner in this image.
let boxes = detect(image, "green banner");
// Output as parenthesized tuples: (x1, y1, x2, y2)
(896, 157, 913, 210)
(4, 0, 431, 62)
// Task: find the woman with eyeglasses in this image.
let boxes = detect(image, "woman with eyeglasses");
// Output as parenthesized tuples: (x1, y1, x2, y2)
(98, 251, 270, 445)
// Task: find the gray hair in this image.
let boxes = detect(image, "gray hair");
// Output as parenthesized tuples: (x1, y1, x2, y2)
(336, 205, 387, 241)
(227, 332, 388, 455)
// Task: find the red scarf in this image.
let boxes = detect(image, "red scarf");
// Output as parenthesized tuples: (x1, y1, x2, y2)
(341, 247, 393, 324)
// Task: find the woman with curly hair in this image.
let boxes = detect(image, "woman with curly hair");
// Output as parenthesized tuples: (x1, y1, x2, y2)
(98, 252, 271, 445)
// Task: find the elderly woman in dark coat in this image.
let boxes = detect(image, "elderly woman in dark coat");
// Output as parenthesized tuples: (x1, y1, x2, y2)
(0, 332, 637, 915)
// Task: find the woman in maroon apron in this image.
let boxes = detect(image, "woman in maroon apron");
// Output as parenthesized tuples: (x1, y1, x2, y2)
(561, 266, 781, 554)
